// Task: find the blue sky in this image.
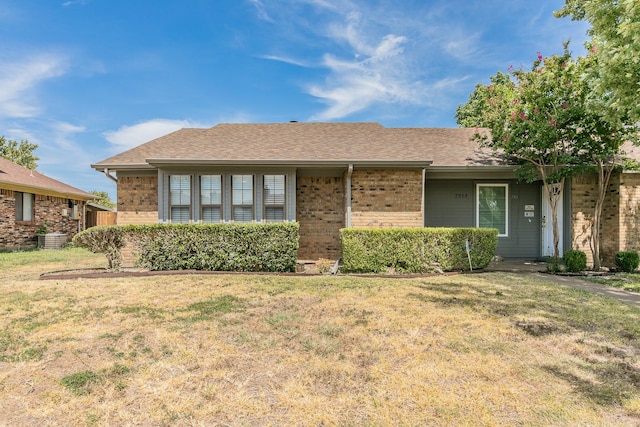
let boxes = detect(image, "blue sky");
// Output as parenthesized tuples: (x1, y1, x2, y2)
(0, 0, 589, 199)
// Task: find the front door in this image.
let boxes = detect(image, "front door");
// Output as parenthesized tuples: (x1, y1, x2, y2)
(541, 183, 563, 257)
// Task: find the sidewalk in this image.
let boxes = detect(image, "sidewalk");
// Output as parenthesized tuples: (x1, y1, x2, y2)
(486, 258, 640, 308)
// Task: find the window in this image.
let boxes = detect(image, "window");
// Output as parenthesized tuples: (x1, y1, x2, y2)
(170, 175, 191, 223)
(263, 175, 285, 222)
(477, 184, 508, 236)
(232, 175, 253, 222)
(201, 175, 222, 223)
(15, 192, 34, 222)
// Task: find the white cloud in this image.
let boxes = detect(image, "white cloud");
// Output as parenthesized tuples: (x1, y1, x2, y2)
(309, 28, 426, 121)
(103, 119, 211, 151)
(62, 0, 89, 6)
(0, 54, 67, 118)
(258, 55, 309, 67)
(248, 0, 274, 22)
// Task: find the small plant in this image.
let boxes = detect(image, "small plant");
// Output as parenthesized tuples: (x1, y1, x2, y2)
(37, 221, 48, 235)
(315, 258, 334, 274)
(61, 370, 100, 395)
(563, 250, 587, 273)
(546, 257, 562, 273)
(615, 251, 640, 273)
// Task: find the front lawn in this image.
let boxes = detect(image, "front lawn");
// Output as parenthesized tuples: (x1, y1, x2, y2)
(1, 249, 640, 425)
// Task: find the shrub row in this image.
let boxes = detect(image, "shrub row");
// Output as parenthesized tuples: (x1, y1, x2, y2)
(340, 227, 498, 273)
(73, 223, 299, 272)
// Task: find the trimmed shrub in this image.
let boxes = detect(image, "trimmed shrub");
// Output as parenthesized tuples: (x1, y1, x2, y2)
(126, 222, 299, 272)
(340, 227, 498, 274)
(615, 251, 640, 273)
(72, 226, 126, 271)
(563, 250, 587, 273)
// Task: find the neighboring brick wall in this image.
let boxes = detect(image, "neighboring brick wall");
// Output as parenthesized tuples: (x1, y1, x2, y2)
(296, 176, 345, 260)
(0, 188, 86, 249)
(117, 176, 158, 225)
(571, 172, 623, 266)
(619, 173, 640, 254)
(351, 169, 423, 228)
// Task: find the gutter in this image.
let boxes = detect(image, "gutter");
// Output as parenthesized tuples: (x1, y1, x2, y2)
(145, 158, 434, 168)
(346, 164, 353, 228)
(103, 168, 118, 183)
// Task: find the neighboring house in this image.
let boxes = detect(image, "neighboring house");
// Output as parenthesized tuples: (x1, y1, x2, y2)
(91, 122, 640, 265)
(0, 157, 94, 249)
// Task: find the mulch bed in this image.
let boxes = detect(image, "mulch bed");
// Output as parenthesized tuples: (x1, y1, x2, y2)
(39, 268, 463, 281)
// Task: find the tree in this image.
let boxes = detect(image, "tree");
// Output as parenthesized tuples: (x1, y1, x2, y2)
(555, 0, 640, 124)
(456, 45, 636, 268)
(0, 136, 39, 169)
(90, 190, 116, 209)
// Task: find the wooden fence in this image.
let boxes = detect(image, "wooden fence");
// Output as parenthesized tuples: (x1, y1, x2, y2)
(86, 211, 117, 228)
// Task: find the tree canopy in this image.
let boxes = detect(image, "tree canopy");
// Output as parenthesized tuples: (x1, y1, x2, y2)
(455, 45, 638, 265)
(555, 0, 640, 123)
(90, 190, 116, 209)
(0, 136, 39, 170)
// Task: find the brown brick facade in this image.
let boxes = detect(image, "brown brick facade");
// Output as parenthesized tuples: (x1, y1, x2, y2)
(296, 176, 345, 260)
(117, 176, 158, 225)
(570, 172, 640, 266)
(619, 173, 640, 254)
(351, 169, 423, 228)
(0, 188, 86, 249)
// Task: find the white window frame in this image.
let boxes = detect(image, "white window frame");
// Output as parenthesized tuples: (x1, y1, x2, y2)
(200, 174, 223, 223)
(476, 183, 508, 237)
(263, 174, 286, 223)
(15, 191, 35, 222)
(231, 175, 254, 223)
(169, 175, 192, 223)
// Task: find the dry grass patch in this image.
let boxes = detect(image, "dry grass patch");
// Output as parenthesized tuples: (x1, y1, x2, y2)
(1, 250, 640, 424)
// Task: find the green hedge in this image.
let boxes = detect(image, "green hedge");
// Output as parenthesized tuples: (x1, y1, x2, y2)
(74, 223, 299, 272)
(340, 227, 498, 273)
(126, 223, 299, 272)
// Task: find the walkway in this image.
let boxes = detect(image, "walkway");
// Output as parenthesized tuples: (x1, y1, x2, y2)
(487, 258, 640, 308)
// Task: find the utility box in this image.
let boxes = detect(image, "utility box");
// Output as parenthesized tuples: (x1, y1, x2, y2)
(37, 233, 68, 250)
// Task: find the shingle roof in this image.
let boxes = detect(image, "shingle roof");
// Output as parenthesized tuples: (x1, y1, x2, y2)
(0, 157, 94, 200)
(92, 122, 510, 170)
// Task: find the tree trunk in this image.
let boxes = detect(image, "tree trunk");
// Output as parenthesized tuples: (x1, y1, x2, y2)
(542, 177, 564, 261)
(591, 161, 615, 271)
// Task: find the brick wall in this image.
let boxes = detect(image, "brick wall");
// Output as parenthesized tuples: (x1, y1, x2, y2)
(571, 172, 624, 266)
(117, 176, 158, 225)
(296, 176, 345, 260)
(351, 169, 423, 228)
(0, 188, 86, 249)
(619, 173, 640, 254)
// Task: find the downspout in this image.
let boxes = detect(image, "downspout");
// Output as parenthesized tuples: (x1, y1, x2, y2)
(346, 164, 353, 228)
(422, 168, 426, 227)
(103, 168, 118, 183)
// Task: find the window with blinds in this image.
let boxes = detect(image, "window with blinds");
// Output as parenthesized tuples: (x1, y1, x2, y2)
(15, 192, 34, 222)
(170, 175, 191, 223)
(232, 175, 253, 222)
(201, 175, 222, 223)
(263, 174, 285, 222)
(476, 184, 508, 236)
